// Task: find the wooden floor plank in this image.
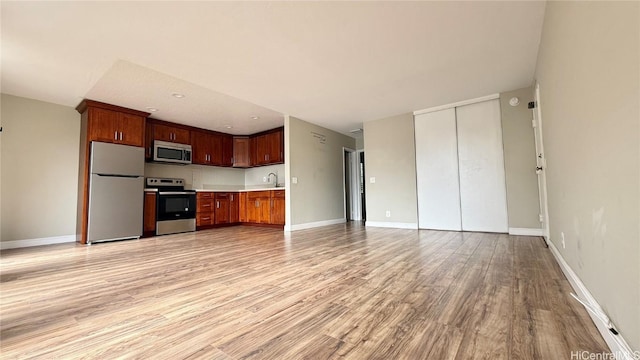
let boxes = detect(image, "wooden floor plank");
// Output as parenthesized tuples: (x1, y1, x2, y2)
(0, 223, 609, 359)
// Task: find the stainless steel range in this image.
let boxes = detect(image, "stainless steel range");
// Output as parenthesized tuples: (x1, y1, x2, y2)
(146, 178, 196, 236)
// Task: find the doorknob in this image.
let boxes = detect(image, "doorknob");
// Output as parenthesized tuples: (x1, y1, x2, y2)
(536, 166, 543, 171)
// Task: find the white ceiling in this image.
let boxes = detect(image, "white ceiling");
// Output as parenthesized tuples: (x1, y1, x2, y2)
(1, 1, 546, 137)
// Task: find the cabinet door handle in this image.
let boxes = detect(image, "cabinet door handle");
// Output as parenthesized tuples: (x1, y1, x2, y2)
(216, 201, 220, 209)
(120, 132, 123, 141)
(114, 131, 118, 140)
(230, 194, 234, 201)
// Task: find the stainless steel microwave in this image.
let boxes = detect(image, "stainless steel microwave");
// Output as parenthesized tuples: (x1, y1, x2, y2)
(153, 140, 192, 165)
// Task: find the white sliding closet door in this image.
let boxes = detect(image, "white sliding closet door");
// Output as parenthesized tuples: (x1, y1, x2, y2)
(456, 99, 508, 233)
(415, 108, 462, 231)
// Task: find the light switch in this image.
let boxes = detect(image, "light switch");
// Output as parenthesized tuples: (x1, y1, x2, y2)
(370, 177, 376, 184)
(292, 177, 298, 184)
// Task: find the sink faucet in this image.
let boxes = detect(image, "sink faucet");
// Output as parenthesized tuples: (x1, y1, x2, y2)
(267, 172, 278, 186)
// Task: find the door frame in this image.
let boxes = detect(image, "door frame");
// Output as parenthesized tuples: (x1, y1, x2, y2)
(342, 147, 361, 221)
(533, 82, 550, 240)
(356, 149, 365, 221)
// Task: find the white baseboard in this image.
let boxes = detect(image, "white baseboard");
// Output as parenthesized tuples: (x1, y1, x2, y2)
(508, 227, 544, 236)
(365, 221, 418, 230)
(548, 241, 637, 360)
(1, 235, 76, 250)
(285, 218, 345, 232)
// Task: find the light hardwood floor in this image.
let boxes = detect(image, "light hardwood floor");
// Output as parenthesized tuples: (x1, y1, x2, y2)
(1, 223, 608, 359)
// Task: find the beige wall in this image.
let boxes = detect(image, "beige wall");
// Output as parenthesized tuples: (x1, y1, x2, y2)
(244, 164, 285, 186)
(535, 1, 639, 349)
(363, 113, 418, 225)
(355, 136, 364, 151)
(499, 87, 541, 229)
(1, 94, 80, 242)
(285, 116, 355, 226)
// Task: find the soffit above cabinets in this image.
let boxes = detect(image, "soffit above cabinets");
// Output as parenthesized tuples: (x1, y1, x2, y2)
(85, 61, 284, 136)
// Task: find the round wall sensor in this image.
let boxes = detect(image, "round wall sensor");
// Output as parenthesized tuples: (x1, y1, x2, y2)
(509, 97, 520, 106)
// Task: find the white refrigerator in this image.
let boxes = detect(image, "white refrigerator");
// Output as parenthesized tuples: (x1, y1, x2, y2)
(87, 142, 145, 244)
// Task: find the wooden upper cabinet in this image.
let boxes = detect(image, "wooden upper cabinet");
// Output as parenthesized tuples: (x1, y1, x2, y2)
(210, 133, 223, 166)
(190, 131, 230, 167)
(145, 122, 154, 160)
(251, 128, 284, 166)
(267, 130, 284, 164)
(153, 124, 190, 144)
(119, 113, 145, 147)
(191, 131, 212, 165)
(250, 136, 259, 166)
(88, 108, 120, 143)
(79, 100, 148, 147)
(233, 137, 251, 168)
(222, 135, 233, 167)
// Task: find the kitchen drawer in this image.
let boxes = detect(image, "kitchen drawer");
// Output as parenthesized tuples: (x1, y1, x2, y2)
(197, 198, 214, 212)
(271, 190, 285, 198)
(247, 191, 270, 200)
(215, 192, 230, 200)
(197, 192, 214, 199)
(196, 214, 214, 226)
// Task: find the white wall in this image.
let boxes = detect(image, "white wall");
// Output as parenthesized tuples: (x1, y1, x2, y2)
(285, 115, 355, 228)
(535, 1, 639, 350)
(1, 94, 80, 242)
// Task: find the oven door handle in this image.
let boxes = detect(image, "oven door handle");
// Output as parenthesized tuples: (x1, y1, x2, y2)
(158, 191, 195, 195)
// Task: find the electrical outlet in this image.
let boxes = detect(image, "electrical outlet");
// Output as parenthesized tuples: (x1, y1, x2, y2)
(292, 177, 298, 184)
(370, 177, 376, 184)
(385, 210, 391, 218)
(561, 232, 566, 249)
(263, 177, 267, 183)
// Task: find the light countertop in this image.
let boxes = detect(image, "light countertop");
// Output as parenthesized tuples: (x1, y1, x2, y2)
(194, 186, 284, 192)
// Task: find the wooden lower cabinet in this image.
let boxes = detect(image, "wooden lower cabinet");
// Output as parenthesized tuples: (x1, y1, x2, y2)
(196, 190, 284, 230)
(246, 191, 271, 224)
(196, 192, 214, 228)
(230, 193, 240, 223)
(239, 192, 247, 222)
(270, 190, 285, 225)
(143, 192, 157, 237)
(214, 193, 230, 224)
